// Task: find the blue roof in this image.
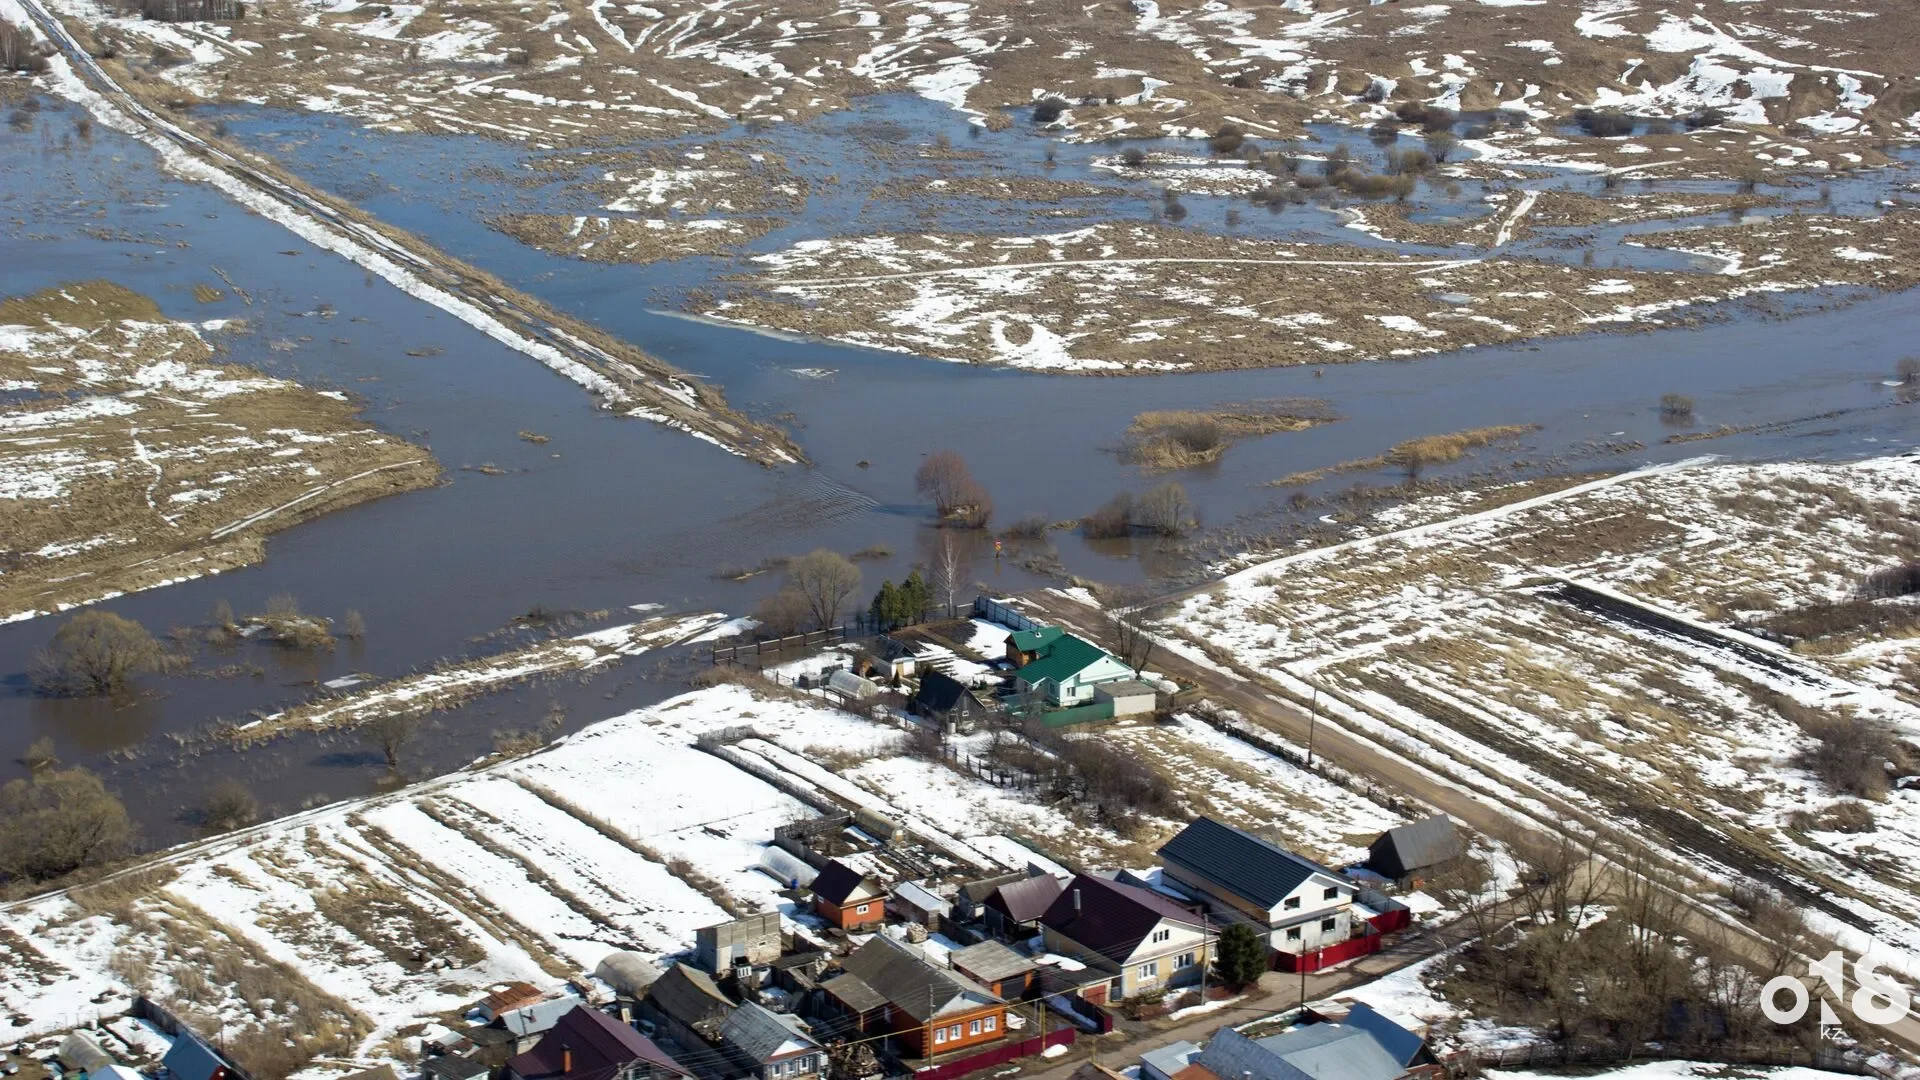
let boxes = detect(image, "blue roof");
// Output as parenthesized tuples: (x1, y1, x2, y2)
(163, 1036, 227, 1080)
(1342, 1003, 1424, 1066)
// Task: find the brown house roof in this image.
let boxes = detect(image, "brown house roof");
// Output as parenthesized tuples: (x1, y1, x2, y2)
(812, 860, 882, 906)
(986, 874, 1064, 924)
(1041, 875, 1206, 959)
(506, 1005, 689, 1080)
(835, 936, 1003, 1023)
(484, 982, 544, 1015)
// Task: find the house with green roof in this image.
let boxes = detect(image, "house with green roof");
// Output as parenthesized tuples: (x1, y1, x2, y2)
(1013, 632, 1134, 706)
(1004, 624, 1065, 667)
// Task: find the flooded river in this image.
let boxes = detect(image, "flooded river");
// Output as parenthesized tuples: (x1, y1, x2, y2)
(2, 91, 1915, 846)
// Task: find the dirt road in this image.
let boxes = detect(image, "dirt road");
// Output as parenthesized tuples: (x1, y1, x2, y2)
(1019, 589, 1920, 1059)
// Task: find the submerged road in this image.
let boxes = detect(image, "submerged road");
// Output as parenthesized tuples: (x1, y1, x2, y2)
(9, 0, 800, 465)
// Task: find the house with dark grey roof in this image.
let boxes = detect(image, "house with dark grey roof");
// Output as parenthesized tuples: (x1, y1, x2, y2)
(982, 873, 1063, 938)
(824, 936, 1008, 1058)
(1039, 874, 1215, 1004)
(954, 870, 1031, 923)
(810, 860, 888, 930)
(1365, 815, 1464, 883)
(161, 1034, 232, 1080)
(506, 1003, 690, 1080)
(912, 671, 986, 731)
(420, 1052, 492, 1080)
(1194, 1004, 1436, 1080)
(1158, 817, 1357, 960)
(720, 1002, 824, 1080)
(948, 939, 1038, 1000)
(640, 963, 736, 1054)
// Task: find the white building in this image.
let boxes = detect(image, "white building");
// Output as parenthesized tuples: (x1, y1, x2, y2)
(1157, 817, 1357, 957)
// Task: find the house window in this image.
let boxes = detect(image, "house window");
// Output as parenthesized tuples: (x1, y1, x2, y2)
(951, 1025, 963, 1040)
(1286, 927, 1301, 940)
(970, 1020, 982, 1036)
(1284, 897, 1300, 910)
(1139, 960, 1158, 979)
(1176, 952, 1196, 969)
(983, 1016, 997, 1033)
(855, 903, 871, 914)
(1323, 886, 1339, 901)
(1151, 928, 1171, 943)
(1321, 917, 1338, 932)
(935, 1027, 948, 1046)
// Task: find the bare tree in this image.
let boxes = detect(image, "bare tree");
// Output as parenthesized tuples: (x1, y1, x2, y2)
(361, 714, 418, 772)
(928, 531, 973, 619)
(1103, 603, 1158, 677)
(31, 611, 161, 696)
(787, 549, 862, 630)
(1133, 482, 1197, 536)
(754, 586, 813, 637)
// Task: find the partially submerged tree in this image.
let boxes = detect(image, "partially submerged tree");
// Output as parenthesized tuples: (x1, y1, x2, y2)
(198, 779, 259, 834)
(0, 768, 134, 883)
(361, 714, 418, 772)
(1133, 482, 1197, 536)
(1659, 392, 1695, 420)
(31, 611, 161, 696)
(21, 736, 57, 774)
(915, 450, 993, 528)
(788, 549, 862, 631)
(928, 530, 973, 618)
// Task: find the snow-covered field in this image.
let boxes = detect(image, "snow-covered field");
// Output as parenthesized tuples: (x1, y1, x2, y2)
(1159, 454, 1920, 968)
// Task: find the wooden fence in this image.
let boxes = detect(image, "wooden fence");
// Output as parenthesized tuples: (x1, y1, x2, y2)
(710, 624, 852, 665)
(911, 1025, 1076, 1080)
(1447, 1040, 1885, 1076)
(131, 997, 259, 1080)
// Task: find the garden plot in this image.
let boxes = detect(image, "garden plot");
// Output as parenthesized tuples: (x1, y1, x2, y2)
(1160, 454, 1920, 963)
(712, 215, 1920, 372)
(0, 281, 437, 623)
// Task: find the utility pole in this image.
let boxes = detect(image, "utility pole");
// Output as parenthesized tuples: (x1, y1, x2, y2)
(1307, 685, 1318, 766)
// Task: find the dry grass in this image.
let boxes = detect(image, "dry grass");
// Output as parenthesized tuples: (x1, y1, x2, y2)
(1268, 424, 1539, 485)
(1123, 399, 1337, 471)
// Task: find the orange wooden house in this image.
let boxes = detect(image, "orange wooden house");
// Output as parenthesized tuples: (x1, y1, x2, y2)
(811, 861, 888, 931)
(824, 937, 1009, 1059)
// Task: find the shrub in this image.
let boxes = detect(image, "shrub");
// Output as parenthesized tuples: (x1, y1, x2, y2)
(1384, 149, 1433, 175)
(1031, 97, 1069, 124)
(753, 586, 813, 637)
(0, 768, 134, 883)
(1120, 146, 1148, 167)
(1229, 71, 1257, 90)
(1133, 482, 1197, 536)
(1463, 122, 1493, 140)
(22, 736, 57, 773)
(1394, 100, 1432, 125)
(916, 449, 992, 527)
(1005, 514, 1050, 539)
(1658, 392, 1695, 420)
(1163, 199, 1188, 222)
(342, 609, 366, 639)
(1208, 123, 1245, 154)
(1420, 108, 1456, 133)
(1576, 109, 1635, 137)
(1359, 78, 1388, 104)
(1684, 107, 1727, 130)
(1860, 561, 1920, 599)
(360, 714, 418, 772)
(1427, 130, 1457, 162)
(1369, 119, 1399, 144)
(1081, 492, 1134, 539)
(1792, 707, 1902, 799)
(31, 611, 161, 696)
(1895, 356, 1920, 385)
(198, 780, 258, 834)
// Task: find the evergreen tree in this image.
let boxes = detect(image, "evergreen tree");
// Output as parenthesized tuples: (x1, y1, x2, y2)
(1213, 922, 1268, 989)
(901, 570, 930, 624)
(871, 581, 899, 630)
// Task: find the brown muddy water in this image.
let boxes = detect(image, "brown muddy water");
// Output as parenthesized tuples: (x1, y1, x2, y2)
(1, 92, 1916, 848)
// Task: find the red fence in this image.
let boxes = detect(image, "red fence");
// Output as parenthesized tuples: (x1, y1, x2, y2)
(1275, 933, 1385, 973)
(1367, 907, 1411, 934)
(913, 1026, 1076, 1080)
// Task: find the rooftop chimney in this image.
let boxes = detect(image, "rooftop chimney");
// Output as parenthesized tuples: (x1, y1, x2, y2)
(561, 1046, 573, 1074)
(1073, 889, 1081, 913)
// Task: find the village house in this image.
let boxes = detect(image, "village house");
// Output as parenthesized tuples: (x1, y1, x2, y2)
(824, 936, 1009, 1059)
(420, 1053, 491, 1080)
(1004, 625, 1065, 667)
(981, 873, 1064, 939)
(953, 870, 1032, 924)
(477, 981, 546, 1021)
(501, 997, 583, 1053)
(1039, 874, 1216, 1004)
(911, 671, 987, 731)
(641, 963, 736, 1054)
(1365, 815, 1464, 886)
(506, 1004, 691, 1080)
(161, 1034, 233, 1080)
(810, 861, 888, 931)
(1013, 633, 1136, 707)
(889, 880, 952, 929)
(697, 911, 784, 974)
(1158, 817, 1357, 964)
(949, 940, 1039, 1000)
(1194, 1003, 1439, 1080)
(720, 1002, 825, 1080)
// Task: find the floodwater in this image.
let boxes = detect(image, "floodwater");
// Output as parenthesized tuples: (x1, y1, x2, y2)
(1, 91, 1915, 847)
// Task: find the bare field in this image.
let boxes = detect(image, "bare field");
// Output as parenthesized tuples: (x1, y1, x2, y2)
(1159, 454, 1920, 965)
(0, 282, 438, 622)
(492, 212, 780, 262)
(709, 214, 1920, 372)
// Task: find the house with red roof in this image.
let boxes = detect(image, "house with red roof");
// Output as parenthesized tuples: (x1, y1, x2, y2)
(1039, 874, 1216, 1004)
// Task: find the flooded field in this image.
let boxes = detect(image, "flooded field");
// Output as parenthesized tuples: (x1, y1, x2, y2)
(1, 86, 1917, 849)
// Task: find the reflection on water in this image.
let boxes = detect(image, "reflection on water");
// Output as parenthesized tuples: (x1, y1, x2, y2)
(28, 693, 159, 756)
